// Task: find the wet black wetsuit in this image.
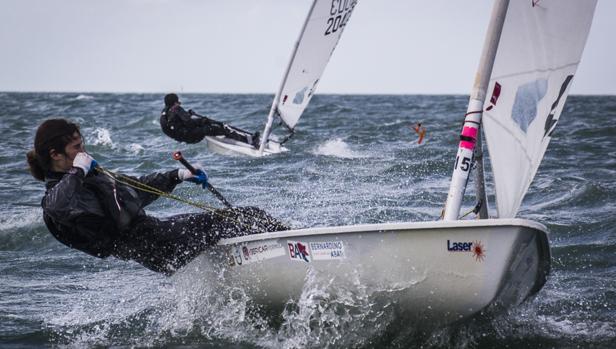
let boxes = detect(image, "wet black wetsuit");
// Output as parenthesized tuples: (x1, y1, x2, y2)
(42, 168, 288, 275)
(160, 105, 252, 144)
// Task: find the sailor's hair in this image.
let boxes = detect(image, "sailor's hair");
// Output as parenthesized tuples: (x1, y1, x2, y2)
(27, 119, 81, 181)
(164, 93, 179, 107)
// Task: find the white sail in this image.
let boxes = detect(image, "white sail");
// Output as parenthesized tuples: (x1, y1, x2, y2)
(210, 0, 358, 157)
(482, 0, 597, 218)
(275, 0, 357, 129)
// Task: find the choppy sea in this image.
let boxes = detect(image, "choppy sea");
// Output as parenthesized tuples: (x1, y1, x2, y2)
(0, 92, 614, 348)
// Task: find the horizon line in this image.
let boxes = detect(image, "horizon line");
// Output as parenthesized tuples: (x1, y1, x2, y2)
(1, 90, 614, 97)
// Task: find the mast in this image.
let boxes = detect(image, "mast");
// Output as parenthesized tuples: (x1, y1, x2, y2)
(442, 0, 509, 221)
(258, 0, 318, 155)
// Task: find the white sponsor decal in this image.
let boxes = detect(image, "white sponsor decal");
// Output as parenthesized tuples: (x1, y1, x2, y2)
(309, 241, 346, 260)
(229, 240, 285, 266)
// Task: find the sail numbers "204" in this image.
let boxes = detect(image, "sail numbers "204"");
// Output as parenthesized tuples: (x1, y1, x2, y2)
(324, 0, 357, 36)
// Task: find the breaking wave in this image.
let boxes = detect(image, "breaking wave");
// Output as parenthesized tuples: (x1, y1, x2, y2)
(313, 138, 365, 159)
(90, 127, 116, 149)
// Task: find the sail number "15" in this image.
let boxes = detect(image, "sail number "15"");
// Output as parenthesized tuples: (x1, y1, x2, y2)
(455, 156, 472, 172)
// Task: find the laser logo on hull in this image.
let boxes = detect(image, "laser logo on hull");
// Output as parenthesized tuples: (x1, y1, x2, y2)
(447, 240, 486, 262)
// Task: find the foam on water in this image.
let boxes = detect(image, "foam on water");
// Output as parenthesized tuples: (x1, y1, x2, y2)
(127, 143, 145, 155)
(39, 254, 439, 348)
(42, 268, 166, 347)
(169, 262, 394, 348)
(312, 138, 366, 159)
(74, 94, 95, 100)
(89, 127, 116, 148)
(0, 208, 41, 232)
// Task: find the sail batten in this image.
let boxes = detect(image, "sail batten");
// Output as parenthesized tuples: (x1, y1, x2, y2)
(482, 0, 597, 218)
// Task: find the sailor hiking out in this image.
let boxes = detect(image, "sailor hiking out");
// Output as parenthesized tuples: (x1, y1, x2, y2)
(160, 93, 260, 147)
(27, 119, 287, 275)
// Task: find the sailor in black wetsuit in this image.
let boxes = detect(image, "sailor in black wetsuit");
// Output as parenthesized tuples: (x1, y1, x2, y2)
(160, 93, 260, 147)
(27, 119, 286, 275)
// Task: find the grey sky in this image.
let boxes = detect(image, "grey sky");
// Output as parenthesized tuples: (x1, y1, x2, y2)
(1, 0, 614, 95)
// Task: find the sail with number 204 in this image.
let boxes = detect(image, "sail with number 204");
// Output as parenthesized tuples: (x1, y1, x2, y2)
(275, 0, 357, 130)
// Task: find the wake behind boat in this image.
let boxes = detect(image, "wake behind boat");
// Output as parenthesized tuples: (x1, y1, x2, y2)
(193, 0, 597, 326)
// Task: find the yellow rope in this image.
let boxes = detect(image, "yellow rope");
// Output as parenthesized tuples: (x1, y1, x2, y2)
(93, 165, 287, 234)
(96, 165, 215, 212)
(93, 165, 268, 230)
(459, 207, 475, 219)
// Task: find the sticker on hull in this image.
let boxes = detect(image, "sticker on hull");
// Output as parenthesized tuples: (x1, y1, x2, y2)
(227, 240, 286, 266)
(446, 240, 486, 262)
(309, 241, 345, 260)
(287, 240, 346, 262)
(288, 240, 311, 263)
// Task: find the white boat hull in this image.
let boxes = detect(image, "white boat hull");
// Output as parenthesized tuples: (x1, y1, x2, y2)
(205, 135, 288, 157)
(199, 218, 550, 325)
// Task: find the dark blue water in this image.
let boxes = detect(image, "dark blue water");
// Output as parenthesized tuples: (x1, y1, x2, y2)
(0, 93, 614, 348)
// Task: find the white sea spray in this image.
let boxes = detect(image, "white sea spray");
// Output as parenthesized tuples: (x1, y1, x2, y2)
(90, 127, 116, 149)
(313, 138, 366, 159)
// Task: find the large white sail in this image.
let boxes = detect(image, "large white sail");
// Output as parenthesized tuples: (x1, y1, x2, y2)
(482, 0, 597, 218)
(275, 0, 357, 129)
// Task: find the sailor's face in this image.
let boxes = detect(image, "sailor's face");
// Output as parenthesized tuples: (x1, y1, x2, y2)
(51, 132, 85, 172)
(63, 132, 85, 163)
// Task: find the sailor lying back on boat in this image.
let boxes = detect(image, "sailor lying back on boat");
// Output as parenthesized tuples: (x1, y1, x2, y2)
(27, 119, 287, 275)
(160, 93, 261, 147)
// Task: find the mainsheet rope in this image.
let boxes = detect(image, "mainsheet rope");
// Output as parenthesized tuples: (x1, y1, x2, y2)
(94, 165, 261, 230)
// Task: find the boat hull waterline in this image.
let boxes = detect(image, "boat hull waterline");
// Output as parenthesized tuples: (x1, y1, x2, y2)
(198, 218, 550, 325)
(204, 135, 287, 157)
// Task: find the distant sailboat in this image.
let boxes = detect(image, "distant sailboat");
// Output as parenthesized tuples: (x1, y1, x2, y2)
(200, 0, 597, 325)
(205, 0, 358, 157)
